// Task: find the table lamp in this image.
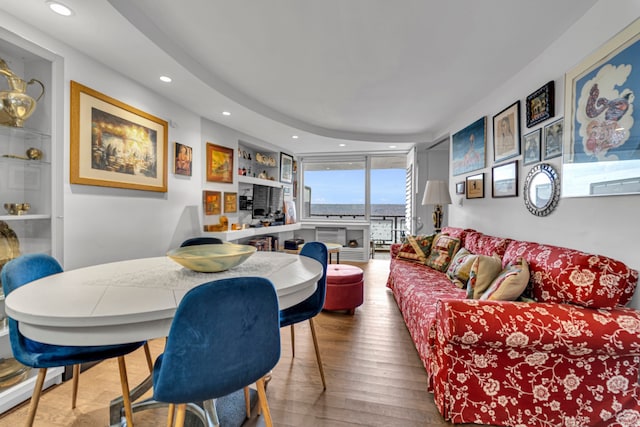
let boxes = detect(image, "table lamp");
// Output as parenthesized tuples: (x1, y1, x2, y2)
(421, 180, 452, 232)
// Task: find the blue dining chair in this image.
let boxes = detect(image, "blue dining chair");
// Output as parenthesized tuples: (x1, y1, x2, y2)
(180, 237, 224, 247)
(152, 276, 281, 427)
(279, 241, 328, 389)
(1, 253, 151, 427)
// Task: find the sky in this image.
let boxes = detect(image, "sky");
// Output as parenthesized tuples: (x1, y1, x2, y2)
(304, 168, 406, 204)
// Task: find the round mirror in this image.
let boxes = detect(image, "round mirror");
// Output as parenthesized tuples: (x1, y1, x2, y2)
(523, 163, 560, 216)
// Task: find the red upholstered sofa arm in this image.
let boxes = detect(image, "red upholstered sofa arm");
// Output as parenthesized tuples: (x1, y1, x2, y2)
(434, 299, 640, 357)
(390, 243, 401, 259)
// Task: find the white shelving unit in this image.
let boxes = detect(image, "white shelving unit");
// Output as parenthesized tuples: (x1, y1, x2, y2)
(0, 31, 63, 414)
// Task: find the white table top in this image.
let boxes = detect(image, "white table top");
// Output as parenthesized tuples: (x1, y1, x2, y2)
(4, 252, 322, 346)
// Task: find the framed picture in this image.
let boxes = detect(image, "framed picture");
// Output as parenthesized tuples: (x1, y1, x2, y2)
(206, 143, 234, 183)
(280, 152, 294, 184)
(224, 192, 237, 213)
(523, 129, 541, 165)
(203, 190, 221, 215)
(525, 81, 555, 128)
(466, 173, 484, 199)
(455, 181, 465, 195)
(563, 18, 640, 197)
(543, 118, 563, 160)
(493, 101, 521, 163)
(174, 142, 192, 176)
(492, 160, 518, 198)
(451, 117, 486, 176)
(70, 81, 168, 192)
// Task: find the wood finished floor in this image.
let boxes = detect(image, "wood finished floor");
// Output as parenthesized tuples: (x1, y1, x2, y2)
(0, 258, 486, 427)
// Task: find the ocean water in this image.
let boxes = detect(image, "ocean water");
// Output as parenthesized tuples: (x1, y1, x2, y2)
(309, 203, 405, 217)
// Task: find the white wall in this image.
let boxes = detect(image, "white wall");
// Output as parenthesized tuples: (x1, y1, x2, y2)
(436, 0, 640, 306)
(0, 12, 285, 270)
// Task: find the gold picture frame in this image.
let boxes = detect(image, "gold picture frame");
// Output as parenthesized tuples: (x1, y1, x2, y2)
(206, 143, 234, 183)
(224, 192, 237, 213)
(203, 190, 221, 215)
(70, 81, 168, 192)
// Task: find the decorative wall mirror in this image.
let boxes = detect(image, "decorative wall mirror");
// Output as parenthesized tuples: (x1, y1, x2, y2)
(523, 163, 560, 216)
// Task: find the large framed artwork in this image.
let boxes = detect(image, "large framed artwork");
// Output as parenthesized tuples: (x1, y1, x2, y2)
(70, 81, 168, 192)
(526, 81, 555, 128)
(563, 18, 640, 197)
(451, 117, 486, 176)
(206, 143, 234, 183)
(493, 101, 521, 163)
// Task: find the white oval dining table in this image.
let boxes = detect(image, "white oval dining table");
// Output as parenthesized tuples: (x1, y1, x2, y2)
(5, 251, 322, 346)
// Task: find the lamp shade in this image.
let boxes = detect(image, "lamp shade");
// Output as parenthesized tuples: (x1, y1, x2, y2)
(421, 180, 452, 205)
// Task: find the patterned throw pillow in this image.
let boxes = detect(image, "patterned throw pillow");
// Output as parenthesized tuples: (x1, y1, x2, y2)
(480, 257, 530, 301)
(446, 248, 478, 288)
(466, 254, 503, 299)
(424, 234, 461, 272)
(397, 234, 436, 264)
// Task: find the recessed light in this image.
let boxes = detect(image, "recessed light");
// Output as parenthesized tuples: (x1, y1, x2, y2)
(292, 135, 299, 139)
(222, 111, 231, 116)
(339, 143, 346, 147)
(46, 1, 73, 16)
(389, 145, 397, 148)
(159, 76, 172, 83)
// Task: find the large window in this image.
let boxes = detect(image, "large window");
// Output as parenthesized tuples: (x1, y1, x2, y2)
(301, 155, 408, 244)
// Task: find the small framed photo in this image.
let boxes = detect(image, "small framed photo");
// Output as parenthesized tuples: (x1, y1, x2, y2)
(522, 129, 541, 165)
(174, 142, 192, 176)
(455, 181, 465, 195)
(280, 152, 294, 184)
(492, 160, 518, 198)
(543, 118, 564, 159)
(203, 190, 221, 215)
(526, 81, 554, 128)
(493, 101, 521, 163)
(466, 173, 484, 199)
(224, 192, 237, 213)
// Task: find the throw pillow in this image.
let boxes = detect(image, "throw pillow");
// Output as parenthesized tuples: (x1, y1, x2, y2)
(424, 234, 461, 272)
(466, 254, 503, 299)
(397, 234, 436, 264)
(445, 248, 478, 288)
(480, 257, 530, 301)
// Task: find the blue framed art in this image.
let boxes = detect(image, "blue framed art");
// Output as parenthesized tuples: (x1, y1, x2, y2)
(451, 117, 486, 176)
(563, 18, 640, 197)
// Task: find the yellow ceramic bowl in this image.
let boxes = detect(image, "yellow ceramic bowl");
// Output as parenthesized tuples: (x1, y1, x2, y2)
(167, 243, 257, 272)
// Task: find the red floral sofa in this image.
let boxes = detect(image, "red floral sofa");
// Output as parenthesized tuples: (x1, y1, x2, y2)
(386, 227, 640, 427)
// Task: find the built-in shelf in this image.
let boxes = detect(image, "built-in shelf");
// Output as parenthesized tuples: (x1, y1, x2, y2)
(205, 223, 301, 241)
(237, 175, 286, 188)
(0, 366, 62, 414)
(0, 214, 51, 221)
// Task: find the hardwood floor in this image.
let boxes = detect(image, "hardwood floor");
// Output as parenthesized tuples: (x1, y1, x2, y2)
(0, 258, 482, 427)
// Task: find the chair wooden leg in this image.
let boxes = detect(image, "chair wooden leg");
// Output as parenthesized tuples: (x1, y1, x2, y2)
(290, 324, 295, 357)
(143, 342, 154, 373)
(255, 377, 273, 427)
(243, 386, 251, 418)
(71, 364, 80, 409)
(166, 403, 175, 427)
(117, 356, 135, 427)
(309, 317, 327, 390)
(174, 403, 187, 427)
(25, 368, 47, 427)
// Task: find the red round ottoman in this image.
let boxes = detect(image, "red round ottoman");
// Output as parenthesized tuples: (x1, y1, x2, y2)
(323, 264, 364, 315)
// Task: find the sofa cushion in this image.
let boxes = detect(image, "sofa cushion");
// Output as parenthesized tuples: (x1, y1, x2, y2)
(480, 257, 530, 301)
(466, 254, 502, 299)
(445, 248, 478, 288)
(425, 234, 460, 272)
(503, 240, 638, 308)
(397, 234, 436, 264)
(464, 231, 512, 257)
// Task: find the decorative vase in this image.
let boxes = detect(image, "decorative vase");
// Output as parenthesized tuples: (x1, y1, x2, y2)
(0, 58, 45, 128)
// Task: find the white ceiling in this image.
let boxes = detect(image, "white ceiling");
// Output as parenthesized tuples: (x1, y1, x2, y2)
(0, 0, 598, 155)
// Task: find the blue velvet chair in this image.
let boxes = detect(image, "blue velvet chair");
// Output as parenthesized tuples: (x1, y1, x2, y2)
(152, 276, 280, 427)
(180, 237, 224, 247)
(279, 241, 328, 389)
(1, 253, 151, 427)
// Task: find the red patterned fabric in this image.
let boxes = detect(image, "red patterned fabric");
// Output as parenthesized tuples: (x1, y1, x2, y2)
(431, 299, 640, 427)
(464, 231, 512, 257)
(441, 227, 474, 247)
(503, 240, 638, 308)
